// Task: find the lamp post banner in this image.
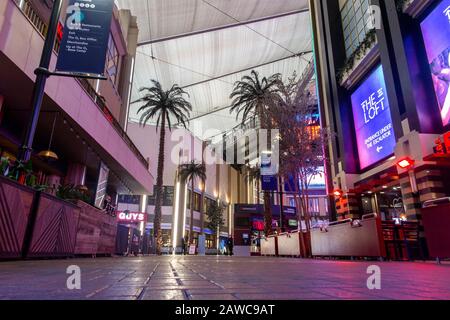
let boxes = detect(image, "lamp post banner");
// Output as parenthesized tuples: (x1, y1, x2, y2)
(56, 0, 114, 76)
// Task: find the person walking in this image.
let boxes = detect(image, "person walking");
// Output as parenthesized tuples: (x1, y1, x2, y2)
(227, 236, 234, 256)
(182, 235, 189, 255)
(181, 237, 186, 255)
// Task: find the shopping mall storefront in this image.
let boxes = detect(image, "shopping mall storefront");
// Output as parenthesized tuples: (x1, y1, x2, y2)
(310, 0, 450, 258)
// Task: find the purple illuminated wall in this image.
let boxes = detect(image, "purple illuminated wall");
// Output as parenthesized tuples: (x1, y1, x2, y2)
(421, 0, 450, 127)
(351, 65, 396, 170)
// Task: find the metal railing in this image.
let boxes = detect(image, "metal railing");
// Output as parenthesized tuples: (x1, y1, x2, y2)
(13, 0, 149, 169)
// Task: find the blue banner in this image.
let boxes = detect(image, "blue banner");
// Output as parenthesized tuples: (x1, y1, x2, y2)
(56, 0, 114, 76)
(261, 175, 278, 191)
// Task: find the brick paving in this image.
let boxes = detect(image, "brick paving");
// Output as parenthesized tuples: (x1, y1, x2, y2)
(0, 256, 450, 300)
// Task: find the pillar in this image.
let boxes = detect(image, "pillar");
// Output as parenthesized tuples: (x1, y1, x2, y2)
(64, 162, 87, 186)
(400, 165, 449, 222)
(335, 192, 361, 220)
(0, 95, 4, 125)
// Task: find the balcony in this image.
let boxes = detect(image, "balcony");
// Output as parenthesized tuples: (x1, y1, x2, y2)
(0, 0, 153, 193)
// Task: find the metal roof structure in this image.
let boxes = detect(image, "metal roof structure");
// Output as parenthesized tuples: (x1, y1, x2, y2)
(115, 0, 314, 138)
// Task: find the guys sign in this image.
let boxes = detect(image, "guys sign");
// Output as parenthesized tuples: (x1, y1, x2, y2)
(56, 0, 114, 76)
(351, 65, 396, 170)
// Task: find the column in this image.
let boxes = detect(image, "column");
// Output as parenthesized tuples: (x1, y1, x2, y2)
(400, 165, 449, 221)
(335, 192, 361, 220)
(0, 95, 4, 125)
(64, 162, 87, 186)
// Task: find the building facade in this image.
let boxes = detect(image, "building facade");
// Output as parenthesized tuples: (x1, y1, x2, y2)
(311, 0, 450, 226)
(117, 122, 255, 254)
(0, 0, 153, 204)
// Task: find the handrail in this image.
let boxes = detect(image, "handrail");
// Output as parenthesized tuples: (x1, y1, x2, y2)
(362, 213, 378, 220)
(328, 218, 352, 226)
(13, 0, 149, 170)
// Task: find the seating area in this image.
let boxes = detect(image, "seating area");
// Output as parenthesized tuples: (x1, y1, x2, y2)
(381, 221, 424, 261)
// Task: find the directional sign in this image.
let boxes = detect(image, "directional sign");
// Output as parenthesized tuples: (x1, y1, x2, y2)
(261, 175, 278, 191)
(56, 0, 114, 76)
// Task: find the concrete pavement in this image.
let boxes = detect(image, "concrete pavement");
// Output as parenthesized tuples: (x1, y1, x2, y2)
(0, 256, 450, 300)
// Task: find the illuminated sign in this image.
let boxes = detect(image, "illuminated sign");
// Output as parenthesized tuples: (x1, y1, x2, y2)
(421, 0, 450, 127)
(445, 131, 450, 153)
(117, 211, 146, 223)
(252, 219, 264, 231)
(288, 219, 298, 227)
(433, 131, 450, 156)
(351, 65, 396, 170)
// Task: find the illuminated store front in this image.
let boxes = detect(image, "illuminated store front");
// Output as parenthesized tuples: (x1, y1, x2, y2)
(311, 0, 450, 227)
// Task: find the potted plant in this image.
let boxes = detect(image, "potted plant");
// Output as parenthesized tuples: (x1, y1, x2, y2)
(56, 184, 90, 203)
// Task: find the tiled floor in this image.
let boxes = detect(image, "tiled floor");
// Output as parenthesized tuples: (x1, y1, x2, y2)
(0, 256, 449, 300)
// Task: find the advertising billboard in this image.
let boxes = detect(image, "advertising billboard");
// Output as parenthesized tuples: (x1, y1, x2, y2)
(351, 65, 396, 170)
(421, 0, 450, 127)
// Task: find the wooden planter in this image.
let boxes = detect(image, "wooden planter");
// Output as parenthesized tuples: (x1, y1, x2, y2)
(1, 176, 117, 259)
(74, 200, 117, 256)
(27, 193, 80, 258)
(0, 176, 35, 259)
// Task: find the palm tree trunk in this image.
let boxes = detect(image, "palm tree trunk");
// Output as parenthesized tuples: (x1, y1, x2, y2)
(259, 103, 273, 237)
(189, 178, 195, 244)
(154, 114, 166, 255)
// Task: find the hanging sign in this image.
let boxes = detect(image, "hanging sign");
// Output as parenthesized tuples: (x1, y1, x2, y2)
(261, 175, 278, 191)
(260, 152, 278, 191)
(56, 0, 114, 76)
(94, 161, 109, 209)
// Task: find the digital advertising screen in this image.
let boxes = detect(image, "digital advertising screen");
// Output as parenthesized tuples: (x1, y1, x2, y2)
(351, 65, 397, 170)
(421, 0, 450, 127)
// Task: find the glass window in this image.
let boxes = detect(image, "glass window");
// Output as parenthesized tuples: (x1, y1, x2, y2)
(340, 0, 372, 58)
(118, 194, 141, 205)
(163, 186, 174, 206)
(186, 191, 202, 211)
(105, 34, 120, 85)
(148, 192, 155, 206)
(147, 186, 174, 206)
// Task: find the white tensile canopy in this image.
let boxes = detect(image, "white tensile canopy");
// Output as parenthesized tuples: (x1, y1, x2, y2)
(115, 0, 314, 139)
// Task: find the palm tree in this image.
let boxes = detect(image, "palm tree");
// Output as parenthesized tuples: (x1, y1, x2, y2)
(179, 160, 206, 245)
(229, 70, 282, 236)
(132, 80, 192, 255)
(229, 70, 281, 127)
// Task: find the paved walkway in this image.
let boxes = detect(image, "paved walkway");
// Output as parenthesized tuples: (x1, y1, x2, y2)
(0, 256, 450, 300)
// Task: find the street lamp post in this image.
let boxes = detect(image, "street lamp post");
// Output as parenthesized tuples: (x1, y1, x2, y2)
(18, 0, 63, 162)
